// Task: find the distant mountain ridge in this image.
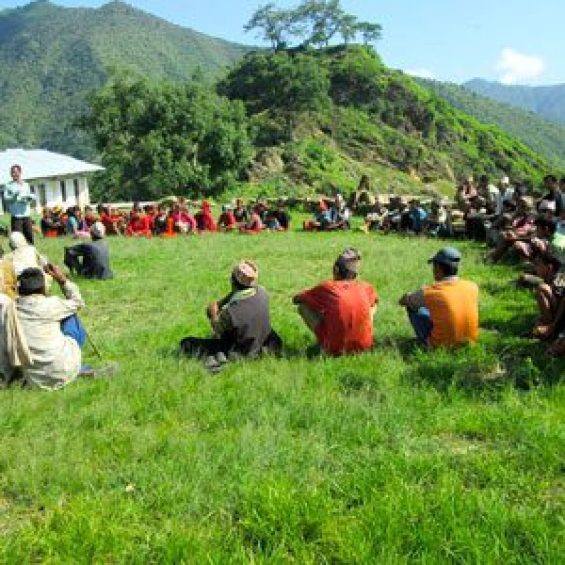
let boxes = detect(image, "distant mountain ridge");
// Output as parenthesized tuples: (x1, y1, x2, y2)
(465, 78, 565, 126)
(419, 78, 565, 170)
(0, 0, 249, 158)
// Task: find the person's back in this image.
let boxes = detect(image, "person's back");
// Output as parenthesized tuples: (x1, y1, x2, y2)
(77, 239, 113, 280)
(294, 248, 378, 356)
(298, 279, 376, 355)
(423, 278, 479, 347)
(223, 285, 272, 356)
(65, 222, 113, 280)
(16, 267, 85, 389)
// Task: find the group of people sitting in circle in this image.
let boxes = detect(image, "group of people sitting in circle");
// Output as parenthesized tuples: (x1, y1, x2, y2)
(0, 161, 563, 388)
(39, 198, 292, 239)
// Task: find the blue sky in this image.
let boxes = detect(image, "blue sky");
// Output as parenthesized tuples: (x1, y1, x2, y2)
(1, 0, 563, 85)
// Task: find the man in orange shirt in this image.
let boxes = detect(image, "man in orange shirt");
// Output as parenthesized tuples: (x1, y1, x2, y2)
(399, 247, 479, 348)
(293, 248, 379, 355)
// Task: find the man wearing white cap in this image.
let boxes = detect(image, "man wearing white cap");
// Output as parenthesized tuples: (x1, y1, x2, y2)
(63, 221, 113, 280)
(180, 260, 281, 369)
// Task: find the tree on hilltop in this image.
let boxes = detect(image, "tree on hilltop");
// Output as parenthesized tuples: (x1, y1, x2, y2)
(245, 0, 381, 51)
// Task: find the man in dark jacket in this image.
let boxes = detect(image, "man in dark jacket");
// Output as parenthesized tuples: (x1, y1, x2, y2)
(180, 260, 281, 371)
(64, 222, 113, 280)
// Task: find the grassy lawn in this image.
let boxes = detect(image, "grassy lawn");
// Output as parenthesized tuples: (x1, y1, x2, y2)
(0, 227, 563, 562)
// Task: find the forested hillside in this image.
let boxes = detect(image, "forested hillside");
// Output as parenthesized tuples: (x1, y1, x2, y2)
(420, 79, 565, 170)
(465, 79, 565, 125)
(0, 0, 248, 158)
(217, 46, 549, 189)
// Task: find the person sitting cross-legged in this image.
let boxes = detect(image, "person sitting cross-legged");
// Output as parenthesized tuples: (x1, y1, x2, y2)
(399, 247, 479, 348)
(293, 248, 379, 356)
(16, 264, 88, 389)
(180, 260, 282, 371)
(531, 254, 565, 341)
(64, 221, 113, 280)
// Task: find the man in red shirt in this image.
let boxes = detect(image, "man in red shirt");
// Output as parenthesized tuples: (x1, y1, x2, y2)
(293, 248, 378, 355)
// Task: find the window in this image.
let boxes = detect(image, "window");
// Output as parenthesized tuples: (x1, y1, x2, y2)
(29, 184, 35, 194)
(60, 180, 67, 203)
(73, 178, 80, 201)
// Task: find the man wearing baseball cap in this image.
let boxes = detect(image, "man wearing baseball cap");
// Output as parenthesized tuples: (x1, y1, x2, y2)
(293, 247, 379, 355)
(63, 221, 113, 280)
(180, 260, 281, 369)
(399, 247, 479, 348)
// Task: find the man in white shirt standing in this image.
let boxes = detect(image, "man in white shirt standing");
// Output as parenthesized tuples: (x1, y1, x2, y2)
(3, 164, 37, 244)
(16, 264, 86, 389)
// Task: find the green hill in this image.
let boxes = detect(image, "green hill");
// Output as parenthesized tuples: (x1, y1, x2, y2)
(418, 78, 565, 170)
(0, 0, 248, 159)
(217, 46, 551, 194)
(465, 79, 565, 126)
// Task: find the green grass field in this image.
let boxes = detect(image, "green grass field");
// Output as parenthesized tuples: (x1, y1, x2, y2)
(0, 227, 564, 562)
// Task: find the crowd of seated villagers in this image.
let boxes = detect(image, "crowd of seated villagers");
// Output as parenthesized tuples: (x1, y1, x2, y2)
(38, 197, 292, 239)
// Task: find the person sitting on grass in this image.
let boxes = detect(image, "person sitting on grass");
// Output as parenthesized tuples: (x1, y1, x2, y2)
(171, 203, 196, 234)
(531, 254, 565, 339)
(239, 207, 264, 234)
(66, 207, 91, 239)
(64, 222, 113, 280)
(180, 260, 282, 372)
(399, 247, 479, 348)
(16, 264, 89, 389)
(488, 198, 537, 262)
(218, 205, 237, 231)
(0, 232, 50, 298)
(273, 200, 291, 231)
(303, 200, 332, 231)
(293, 248, 379, 356)
(126, 205, 153, 237)
(195, 201, 217, 232)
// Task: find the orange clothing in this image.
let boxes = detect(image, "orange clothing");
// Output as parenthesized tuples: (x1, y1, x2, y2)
(297, 280, 378, 355)
(423, 278, 479, 347)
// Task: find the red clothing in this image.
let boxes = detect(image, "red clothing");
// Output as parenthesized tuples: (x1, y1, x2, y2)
(195, 211, 217, 232)
(84, 212, 97, 227)
(126, 214, 152, 237)
(172, 211, 197, 232)
(218, 211, 236, 229)
(297, 280, 378, 355)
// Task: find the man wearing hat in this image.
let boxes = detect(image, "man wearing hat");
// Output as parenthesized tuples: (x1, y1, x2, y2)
(399, 247, 479, 348)
(63, 221, 113, 280)
(180, 260, 281, 368)
(293, 248, 379, 356)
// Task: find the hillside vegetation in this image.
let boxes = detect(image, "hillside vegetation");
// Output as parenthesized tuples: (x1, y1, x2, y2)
(0, 0, 247, 158)
(465, 78, 565, 126)
(218, 46, 549, 192)
(420, 78, 565, 170)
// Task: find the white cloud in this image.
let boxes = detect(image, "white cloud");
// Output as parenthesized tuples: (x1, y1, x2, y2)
(495, 48, 545, 85)
(405, 68, 435, 80)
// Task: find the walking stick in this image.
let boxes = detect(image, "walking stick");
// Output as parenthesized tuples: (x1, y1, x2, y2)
(85, 328, 103, 361)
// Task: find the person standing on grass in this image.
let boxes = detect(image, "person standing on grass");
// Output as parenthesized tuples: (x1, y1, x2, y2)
(16, 264, 88, 389)
(180, 260, 282, 371)
(293, 248, 379, 356)
(399, 247, 479, 348)
(2, 164, 37, 244)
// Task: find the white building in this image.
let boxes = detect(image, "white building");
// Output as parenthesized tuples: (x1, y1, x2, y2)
(0, 149, 104, 213)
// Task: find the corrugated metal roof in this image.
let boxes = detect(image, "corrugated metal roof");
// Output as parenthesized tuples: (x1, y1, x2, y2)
(0, 149, 104, 185)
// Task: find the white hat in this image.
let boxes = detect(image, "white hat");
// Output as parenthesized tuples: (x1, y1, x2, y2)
(90, 221, 106, 239)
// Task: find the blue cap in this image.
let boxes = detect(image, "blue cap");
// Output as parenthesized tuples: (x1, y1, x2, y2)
(428, 247, 462, 266)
